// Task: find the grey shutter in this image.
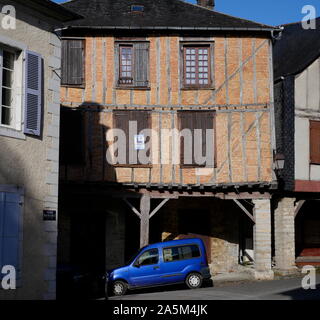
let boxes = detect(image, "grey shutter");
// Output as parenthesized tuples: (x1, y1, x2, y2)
(61, 40, 68, 84)
(24, 50, 42, 136)
(69, 40, 84, 85)
(134, 42, 149, 87)
(62, 40, 84, 85)
(0, 192, 20, 274)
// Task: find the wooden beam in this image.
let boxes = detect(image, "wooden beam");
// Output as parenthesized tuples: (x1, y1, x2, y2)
(140, 194, 151, 248)
(294, 200, 306, 218)
(150, 198, 170, 219)
(233, 199, 255, 223)
(123, 198, 141, 218)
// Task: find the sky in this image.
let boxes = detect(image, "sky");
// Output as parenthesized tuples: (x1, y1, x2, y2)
(54, 0, 320, 26)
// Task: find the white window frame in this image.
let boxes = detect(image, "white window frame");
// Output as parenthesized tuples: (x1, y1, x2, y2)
(0, 35, 26, 140)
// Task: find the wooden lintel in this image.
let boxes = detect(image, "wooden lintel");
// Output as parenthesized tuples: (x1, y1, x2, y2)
(126, 189, 271, 200)
(150, 199, 170, 219)
(233, 199, 255, 223)
(123, 198, 141, 219)
(294, 200, 306, 218)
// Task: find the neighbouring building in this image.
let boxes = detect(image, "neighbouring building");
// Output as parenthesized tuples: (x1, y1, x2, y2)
(273, 17, 320, 271)
(57, 0, 280, 296)
(0, 0, 79, 300)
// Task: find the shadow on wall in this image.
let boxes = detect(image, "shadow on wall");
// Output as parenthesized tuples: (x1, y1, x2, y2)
(60, 102, 118, 183)
(0, 137, 46, 300)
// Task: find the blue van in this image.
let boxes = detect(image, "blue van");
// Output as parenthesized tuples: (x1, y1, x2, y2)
(107, 238, 211, 296)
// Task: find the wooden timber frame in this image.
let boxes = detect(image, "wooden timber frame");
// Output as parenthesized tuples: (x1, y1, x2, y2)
(60, 181, 274, 248)
(122, 186, 271, 247)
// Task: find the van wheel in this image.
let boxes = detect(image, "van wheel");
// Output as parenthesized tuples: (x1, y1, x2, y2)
(186, 273, 203, 289)
(113, 281, 128, 296)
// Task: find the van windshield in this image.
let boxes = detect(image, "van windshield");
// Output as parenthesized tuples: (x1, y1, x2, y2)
(125, 248, 144, 265)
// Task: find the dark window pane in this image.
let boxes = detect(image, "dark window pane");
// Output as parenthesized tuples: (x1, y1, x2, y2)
(137, 248, 159, 266)
(163, 245, 200, 262)
(1, 106, 11, 125)
(3, 51, 14, 70)
(60, 108, 84, 165)
(2, 69, 13, 88)
(2, 88, 12, 107)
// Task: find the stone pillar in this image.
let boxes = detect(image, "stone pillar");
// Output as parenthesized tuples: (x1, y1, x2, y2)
(274, 198, 297, 274)
(253, 199, 274, 280)
(106, 205, 126, 270)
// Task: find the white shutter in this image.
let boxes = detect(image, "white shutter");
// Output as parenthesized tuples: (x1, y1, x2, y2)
(24, 50, 42, 136)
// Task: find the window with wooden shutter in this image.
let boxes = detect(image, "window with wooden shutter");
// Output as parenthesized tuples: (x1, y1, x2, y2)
(24, 51, 42, 136)
(113, 110, 151, 166)
(61, 39, 84, 86)
(117, 42, 149, 88)
(60, 108, 84, 165)
(310, 120, 320, 164)
(178, 111, 215, 167)
(0, 191, 22, 280)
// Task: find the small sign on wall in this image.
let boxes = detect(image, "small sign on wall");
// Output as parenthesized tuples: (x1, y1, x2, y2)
(134, 134, 145, 150)
(43, 210, 56, 221)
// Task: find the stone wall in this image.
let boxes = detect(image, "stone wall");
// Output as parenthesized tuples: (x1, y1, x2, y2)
(160, 197, 241, 275)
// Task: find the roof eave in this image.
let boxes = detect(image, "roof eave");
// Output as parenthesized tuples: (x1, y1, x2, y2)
(14, 0, 82, 22)
(57, 25, 276, 32)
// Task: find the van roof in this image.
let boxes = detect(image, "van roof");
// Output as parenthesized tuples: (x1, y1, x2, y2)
(145, 238, 204, 249)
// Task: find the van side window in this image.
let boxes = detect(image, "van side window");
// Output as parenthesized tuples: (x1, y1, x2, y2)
(136, 248, 159, 266)
(163, 245, 200, 262)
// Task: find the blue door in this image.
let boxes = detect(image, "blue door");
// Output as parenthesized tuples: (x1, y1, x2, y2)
(129, 248, 162, 287)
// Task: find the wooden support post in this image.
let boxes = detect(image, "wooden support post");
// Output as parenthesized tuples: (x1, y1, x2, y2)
(233, 199, 255, 223)
(140, 194, 151, 248)
(294, 200, 306, 218)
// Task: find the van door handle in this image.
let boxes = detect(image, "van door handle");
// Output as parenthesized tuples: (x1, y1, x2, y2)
(153, 266, 160, 270)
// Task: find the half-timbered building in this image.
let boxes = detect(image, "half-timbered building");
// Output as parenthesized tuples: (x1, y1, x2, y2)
(57, 0, 279, 294)
(274, 17, 320, 270)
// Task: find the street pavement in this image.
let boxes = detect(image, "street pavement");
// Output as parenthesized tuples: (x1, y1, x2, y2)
(110, 276, 320, 300)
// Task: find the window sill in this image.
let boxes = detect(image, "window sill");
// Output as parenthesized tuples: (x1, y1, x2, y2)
(115, 86, 151, 91)
(61, 85, 85, 89)
(180, 165, 217, 169)
(113, 164, 153, 168)
(181, 87, 215, 91)
(0, 127, 26, 140)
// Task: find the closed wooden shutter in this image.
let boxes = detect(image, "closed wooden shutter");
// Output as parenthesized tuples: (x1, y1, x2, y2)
(178, 111, 215, 167)
(310, 120, 320, 164)
(61, 39, 84, 86)
(24, 51, 42, 136)
(0, 192, 21, 276)
(113, 110, 151, 165)
(134, 42, 149, 87)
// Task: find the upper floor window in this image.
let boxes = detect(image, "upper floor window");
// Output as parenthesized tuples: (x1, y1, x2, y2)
(61, 39, 85, 87)
(116, 42, 149, 88)
(310, 120, 320, 164)
(0, 49, 15, 126)
(119, 46, 133, 85)
(182, 45, 212, 88)
(0, 39, 43, 138)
